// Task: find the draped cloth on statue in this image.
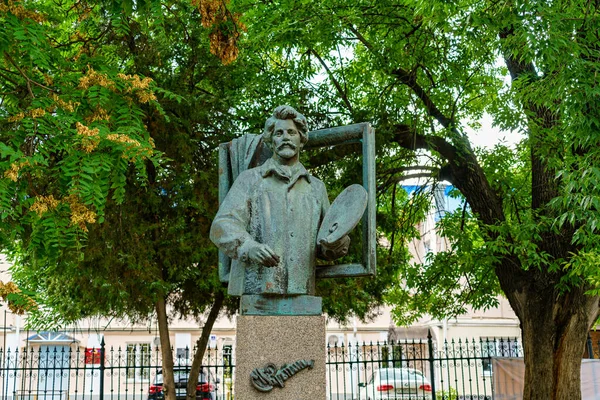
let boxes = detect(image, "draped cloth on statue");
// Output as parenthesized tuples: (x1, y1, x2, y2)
(229, 133, 272, 181)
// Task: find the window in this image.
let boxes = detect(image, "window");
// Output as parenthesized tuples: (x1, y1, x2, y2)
(126, 343, 151, 380)
(481, 337, 521, 376)
(175, 333, 191, 365)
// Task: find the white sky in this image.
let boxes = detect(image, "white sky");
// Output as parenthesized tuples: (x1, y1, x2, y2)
(465, 113, 524, 149)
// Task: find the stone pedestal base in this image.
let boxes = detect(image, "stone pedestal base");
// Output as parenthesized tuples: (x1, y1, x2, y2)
(235, 315, 326, 400)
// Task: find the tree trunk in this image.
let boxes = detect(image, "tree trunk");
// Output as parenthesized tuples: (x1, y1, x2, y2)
(516, 286, 599, 400)
(186, 291, 225, 400)
(156, 296, 176, 400)
(388, 22, 600, 399)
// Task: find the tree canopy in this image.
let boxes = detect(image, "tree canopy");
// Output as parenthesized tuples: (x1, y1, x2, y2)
(0, 0, 412, 329)
(0, 0, 161, 314)
(233, 1, 600, 399)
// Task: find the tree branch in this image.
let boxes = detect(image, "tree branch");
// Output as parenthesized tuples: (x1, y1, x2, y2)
(499, 26, 560, 211)
(306, 142, 361, 168)
(392, 67, 456, 132)
(311, 49, 354, 115)
(381, 165, 439, 176)
(499, 26, 537, 82)
(48, 24, 110, 49)
(392, 124, 458, 165)
(346, 24, 376, 54)
(347, 24, 526, 291)
(4, 53, 56, 95)
(0, 71, 20, 88)
(498, 25, 574, 280)
(392, 124, 505, 226)
(348, 24, 459, 138)
(378, 166, 440, 192)
(392, 172, 435, 182)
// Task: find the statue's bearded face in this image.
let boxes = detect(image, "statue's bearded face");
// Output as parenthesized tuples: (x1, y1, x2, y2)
(272, 119, 302, 160)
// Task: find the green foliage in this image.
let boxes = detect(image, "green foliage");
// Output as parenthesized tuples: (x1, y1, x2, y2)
(439, 387, 458, 400)
(0, 0, 163, 315)
(0, 0, 244, 326)
(234, 0, 507, 322)
(1, 0, 409, 328)
(233, 0, 600, 330)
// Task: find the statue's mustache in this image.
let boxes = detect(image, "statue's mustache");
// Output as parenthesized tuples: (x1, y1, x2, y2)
(277, 142, 297, 150)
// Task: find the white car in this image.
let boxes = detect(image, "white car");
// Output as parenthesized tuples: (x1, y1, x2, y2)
(356, 368, 433, 400)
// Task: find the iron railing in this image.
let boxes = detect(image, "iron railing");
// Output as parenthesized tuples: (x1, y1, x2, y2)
(0, 341, 234, 400)
(326, 333, 522, 400)
(0, 334, 531, 400)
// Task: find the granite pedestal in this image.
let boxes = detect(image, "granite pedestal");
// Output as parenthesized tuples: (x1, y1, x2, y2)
(235, 315, 326, 400)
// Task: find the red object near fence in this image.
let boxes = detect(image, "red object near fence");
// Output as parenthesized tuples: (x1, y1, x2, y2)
(85, 347, 102, 364)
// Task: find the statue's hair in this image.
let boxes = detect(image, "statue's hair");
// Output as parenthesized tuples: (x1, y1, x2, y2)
(263, 105, 309, 146)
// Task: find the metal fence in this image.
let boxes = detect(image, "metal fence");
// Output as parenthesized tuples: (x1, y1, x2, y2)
(326, 333, 522, 400)
(0, 341, 233, 400)
(0, 334, 528, 400)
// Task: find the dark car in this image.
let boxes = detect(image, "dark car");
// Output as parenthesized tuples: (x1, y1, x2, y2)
(148, 368, 220, 400)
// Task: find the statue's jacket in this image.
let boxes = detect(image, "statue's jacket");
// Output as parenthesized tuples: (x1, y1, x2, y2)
(210, 158, 329, 297)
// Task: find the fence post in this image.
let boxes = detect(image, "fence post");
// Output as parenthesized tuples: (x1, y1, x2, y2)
(99, 337, 105, 400)
(428, 330, 437, 400)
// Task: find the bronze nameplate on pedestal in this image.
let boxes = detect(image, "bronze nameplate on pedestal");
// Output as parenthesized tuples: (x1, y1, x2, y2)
(250, 360, 315, 392)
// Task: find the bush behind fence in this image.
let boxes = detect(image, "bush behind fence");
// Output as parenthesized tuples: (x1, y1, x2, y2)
(0, 336, 526, 400)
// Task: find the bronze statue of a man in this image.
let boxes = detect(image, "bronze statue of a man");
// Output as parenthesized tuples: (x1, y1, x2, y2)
(210, 106, 350, 315)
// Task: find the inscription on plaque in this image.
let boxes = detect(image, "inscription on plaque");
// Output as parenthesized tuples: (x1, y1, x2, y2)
(250, 359, 315, 392)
